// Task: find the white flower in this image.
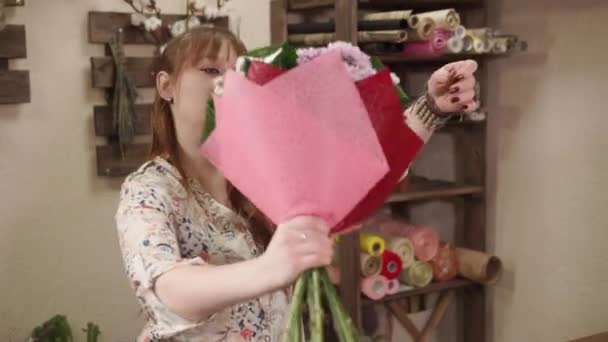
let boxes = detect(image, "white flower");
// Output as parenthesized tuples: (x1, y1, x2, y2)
(143, 16, 162, 32)
(130, 13, 146, 26)
(190, 0, 207, 11)
(187, 16, 201, 29)
(205, 5, 220, 19)
(170, 19, 187, 37)
(390, 72, 400, 85)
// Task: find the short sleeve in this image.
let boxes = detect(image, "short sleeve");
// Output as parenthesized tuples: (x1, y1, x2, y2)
(115, 177, 210, 338)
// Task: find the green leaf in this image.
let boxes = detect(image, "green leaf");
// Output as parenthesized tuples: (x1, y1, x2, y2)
(201, 99, 216, 143)
(370, 56, 385, 71)
(245, 45, 282, 58)
(272, 43, 298, 69)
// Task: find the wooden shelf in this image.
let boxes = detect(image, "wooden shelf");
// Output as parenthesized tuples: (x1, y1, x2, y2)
(289, 0, 483, 11)
(362, 278, 474, 305)
(375, 52, 507, 64)
(6, 0, 25, 6)
(386, 177, 483, 203)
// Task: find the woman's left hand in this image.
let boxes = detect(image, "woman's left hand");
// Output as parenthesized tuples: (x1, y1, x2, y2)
(427, 59, 479, 115)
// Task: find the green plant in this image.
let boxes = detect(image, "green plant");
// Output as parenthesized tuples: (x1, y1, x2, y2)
(30, 315, 100, 342)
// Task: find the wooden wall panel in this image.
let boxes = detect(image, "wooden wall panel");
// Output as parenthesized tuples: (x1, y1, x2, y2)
(94, 104, 153, 136)
(0, 25, 27, 58)
(0, 70, 30, 104)
(91, 57, 158, 88)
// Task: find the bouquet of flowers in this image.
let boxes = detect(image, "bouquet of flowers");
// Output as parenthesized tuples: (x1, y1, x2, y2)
(200, 42, 425, 341)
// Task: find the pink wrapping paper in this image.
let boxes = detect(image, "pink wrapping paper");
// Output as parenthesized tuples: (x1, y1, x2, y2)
(361, 275, 388, 300)
(385, 278, 400, 295)
(201, 51, 389, 227)
(367, 217, 439, 262)
(402, 30, 451, 56)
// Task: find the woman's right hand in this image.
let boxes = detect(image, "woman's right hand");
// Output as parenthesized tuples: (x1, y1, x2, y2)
(260, 216, 334, 289)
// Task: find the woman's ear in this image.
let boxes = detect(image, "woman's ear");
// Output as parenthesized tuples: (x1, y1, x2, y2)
(156, 71, 174, 102)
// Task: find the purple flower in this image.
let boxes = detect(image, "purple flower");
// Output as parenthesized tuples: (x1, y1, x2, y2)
(296, 41, 376, 82)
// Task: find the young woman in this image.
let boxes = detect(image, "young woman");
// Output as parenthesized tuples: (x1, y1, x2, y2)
(115, 26, 478, 342)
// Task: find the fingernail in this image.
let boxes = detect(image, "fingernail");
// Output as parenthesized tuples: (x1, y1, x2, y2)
(451, 97, 460, 103)
(449, 87, 459, 94)
(456, 74, 465, 81)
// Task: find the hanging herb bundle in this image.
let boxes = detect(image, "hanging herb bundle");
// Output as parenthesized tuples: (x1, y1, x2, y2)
(108, 29, 138, 157)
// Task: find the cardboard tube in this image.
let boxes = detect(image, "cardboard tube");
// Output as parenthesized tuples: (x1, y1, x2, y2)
(360, 233, 386, 257)
(416, 8, 461, 31)
(361, 253, 382, 277)
(455, 247, 502, 284)
(362, 10, 413, 21)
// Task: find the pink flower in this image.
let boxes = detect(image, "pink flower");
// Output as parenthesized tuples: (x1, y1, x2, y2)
(296, 41, 376, 82)
(240, 328, 253, 340)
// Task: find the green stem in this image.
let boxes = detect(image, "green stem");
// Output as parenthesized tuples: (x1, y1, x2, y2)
(284, 273, 308, 342)
(320, 270, 358, 342)
(308, 269, 324, 342)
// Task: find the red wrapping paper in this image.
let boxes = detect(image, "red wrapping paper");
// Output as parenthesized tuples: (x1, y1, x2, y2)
(380, 250, 403, 280)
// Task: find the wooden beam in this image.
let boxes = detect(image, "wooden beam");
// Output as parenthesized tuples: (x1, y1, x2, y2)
(386, 301, 420, 339)
(419, 290, 456, 342)
(0, 25, 27, 59)
(338, 231, 362, 328)
(334, 0, 357, 43)
(270, 0, 288, 44)
(91, 56, 158, 88)
(5, 0, 25, 6)
(386, 177, 484, 203)
(94, 103, 153, 136)
(289, 0, 334, 9)
(0, 59, 8, 70)
(0, 70, 30, 104)
(96, 143, 149, 177)
(88, 11, 229, 45)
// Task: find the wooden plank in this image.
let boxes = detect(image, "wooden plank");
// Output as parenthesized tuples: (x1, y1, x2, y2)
(376, 53, 509, 65)
(91, 56, 158, 88)
(290, 0, 483, 11)
(570, 332, 608, 342)
(289, 0, 333, 9)
(335, 0, 358, 43)
(419, 290, 456, 341)
(88, 11, 229, 45)
(0, 70, 30, 104)
(0, 25, 27, 59)
(386, 301, 420, 339)
(0, 59, 7, 70)
(362, 278, 473, 305)
(94, 103, 153, 136)
(5, 0, 24, 6)
(270, 0, 288, 44)
(338, 231, 362, 328)
(96, 143, 149, 177)
(386, 177, 484, 203)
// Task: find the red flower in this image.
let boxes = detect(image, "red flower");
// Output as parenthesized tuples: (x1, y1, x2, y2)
(240, 328, 253, 340)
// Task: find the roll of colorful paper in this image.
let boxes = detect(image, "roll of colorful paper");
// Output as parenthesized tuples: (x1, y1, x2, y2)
(406, 16, 435, 41)
(361, 275, 388, 300)
(400, 260, 433, 288)
(456, 247, 502, 284)
(415, 8, 461, 31)
(358, 30, 409, 43)
(430, 242, 458, 282)
(380, 250, 403, 280)
(402, 29, 449, 56)
(361, 253, 382, 277)
(453, 25, 467, 39)
(385, 278, 400, 295)
(402, 226, 439, 262)
(447, 36, 464, 53)
(387, 237, 415, 269)
(360, 233, 386, 257)
(473, 37, 485, 53)
(362, 10, 413, 21)
(462, 34, 474, 52)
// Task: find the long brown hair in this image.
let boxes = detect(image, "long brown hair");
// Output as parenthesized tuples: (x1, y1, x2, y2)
(150, 26, 273, 247)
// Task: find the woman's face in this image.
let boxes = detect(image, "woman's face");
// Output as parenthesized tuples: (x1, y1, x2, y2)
(158, 40, 238, 144)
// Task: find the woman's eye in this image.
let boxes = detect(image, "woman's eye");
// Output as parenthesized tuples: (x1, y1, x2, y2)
(200, 67, 221, 76)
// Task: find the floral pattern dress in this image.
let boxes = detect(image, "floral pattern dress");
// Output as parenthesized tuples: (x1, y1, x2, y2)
(115, 157, 288, 342)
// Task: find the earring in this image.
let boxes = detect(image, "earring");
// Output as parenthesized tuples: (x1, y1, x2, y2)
(165, 97, 174, 104)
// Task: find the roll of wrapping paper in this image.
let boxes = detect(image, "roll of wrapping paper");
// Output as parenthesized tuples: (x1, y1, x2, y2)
(406, 16, 435, 41)
(473, 36, 486, 53)
(288, 30, 408, 45)
(491, 35, 522, 54)
(414, 8, 461, 31)
(462, 34, 474, 52)
(380, 250, 403, 280)
(402, 226, 439, 262)
(447, 36, 464, 53)
(454, 25, 467, 39)
(430, 242, 458, 282)
(456, 247, 502, 284)
(362, 10, 413, 21)
(387, 237, 415, 269)
(361, 275, 388, 300)
(360, 233, 386, 257)
(400, 260, 433, 288)
(385, 278, 400, 295)
(361, 253, 382, 277)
